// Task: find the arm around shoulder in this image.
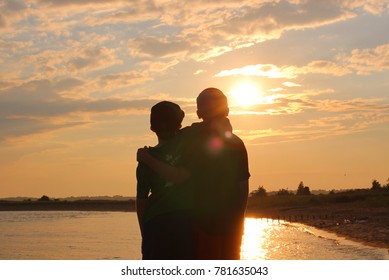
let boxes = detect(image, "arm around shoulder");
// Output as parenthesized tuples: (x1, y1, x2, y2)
(137, 147, 190, 185)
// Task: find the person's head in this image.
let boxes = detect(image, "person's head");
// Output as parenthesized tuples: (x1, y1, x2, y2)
(150, 101, 185, 140)
(196, 87, 229, 120)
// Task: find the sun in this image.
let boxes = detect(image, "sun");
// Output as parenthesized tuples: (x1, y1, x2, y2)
(228, 82, 262, 106)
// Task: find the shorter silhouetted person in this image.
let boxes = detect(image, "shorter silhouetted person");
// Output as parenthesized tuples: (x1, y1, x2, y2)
(136, 101, 194, 260)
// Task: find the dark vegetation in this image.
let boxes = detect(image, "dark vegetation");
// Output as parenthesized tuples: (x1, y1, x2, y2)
(0, 195, 136, 211)
(247, 179, 389, 210)
(1, 179, 388, 212)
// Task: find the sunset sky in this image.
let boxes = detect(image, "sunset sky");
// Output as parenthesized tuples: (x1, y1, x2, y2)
(1, 0, 388, 198)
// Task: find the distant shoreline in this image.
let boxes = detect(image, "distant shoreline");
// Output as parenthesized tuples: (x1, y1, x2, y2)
(0, 200, 136, 212)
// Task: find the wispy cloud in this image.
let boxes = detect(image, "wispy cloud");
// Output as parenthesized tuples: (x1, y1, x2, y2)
(215, 43, 389, 79)
(215, 64, 299, 78)
(283, 82, 301, 87)
(339, 43, 389, 74)
(0, 78, 179, 141)
(129, 36, 192, 58)
(238, 109, 389, 145)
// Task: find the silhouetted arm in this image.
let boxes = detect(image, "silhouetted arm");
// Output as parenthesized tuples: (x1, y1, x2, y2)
(137, 147, 190, 185)
(136, 198, 146, 237)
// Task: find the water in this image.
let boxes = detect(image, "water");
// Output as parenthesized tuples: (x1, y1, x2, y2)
(0, 211, 387, 260)
(0, 211, 140, 260)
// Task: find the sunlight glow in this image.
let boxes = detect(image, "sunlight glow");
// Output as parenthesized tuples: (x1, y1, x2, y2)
(228, 83, 262, 106)
(240, 218, 273, 260)
(228, 82, 281, 109)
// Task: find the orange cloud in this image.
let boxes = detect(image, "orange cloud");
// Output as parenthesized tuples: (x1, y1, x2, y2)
(215, 64, 298, 78)
(341, 43, 389, 74)
(129, 36, 191, 58)
(215, 43, 389, 79)
(237, 108, 389, 145)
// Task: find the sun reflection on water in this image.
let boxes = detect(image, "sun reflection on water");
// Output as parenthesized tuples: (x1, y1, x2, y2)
(240, 218, 277, 260)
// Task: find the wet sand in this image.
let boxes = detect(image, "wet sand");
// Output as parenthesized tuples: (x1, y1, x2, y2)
(247, 204, 389, 249)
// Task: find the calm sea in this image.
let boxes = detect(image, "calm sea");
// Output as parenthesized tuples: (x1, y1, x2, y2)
(0, 211, 387, 260)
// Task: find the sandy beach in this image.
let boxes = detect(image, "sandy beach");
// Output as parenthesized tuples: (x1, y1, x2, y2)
(247, 204, 389, 249)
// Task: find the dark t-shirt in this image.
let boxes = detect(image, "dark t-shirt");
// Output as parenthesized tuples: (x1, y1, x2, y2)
(178, 118, 250, 234)
(136, 140, 193, 224)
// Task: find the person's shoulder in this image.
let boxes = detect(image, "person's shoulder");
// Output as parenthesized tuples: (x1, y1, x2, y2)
(178, 122, 204, 137)
(147, 145, 159, 156)
(147, 145, 173, 160)
(227, 132, 247, 149)
(182, 122, 203, 132)
(230, 133, 244, 142)
(230, 134, 244, 146)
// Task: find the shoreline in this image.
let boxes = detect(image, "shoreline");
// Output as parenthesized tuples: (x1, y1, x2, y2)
(2, 200, 388, 250)
(246, 204, 389, 250)
(0, 200, 135, 212)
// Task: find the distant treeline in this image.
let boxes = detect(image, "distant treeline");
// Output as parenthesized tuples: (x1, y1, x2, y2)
(2, 179, 389, 212)
(248, 181, 389, 210)
(0, 197, 136, 212)
(250, 179, 389, 198)
(0, 195, 133, 202)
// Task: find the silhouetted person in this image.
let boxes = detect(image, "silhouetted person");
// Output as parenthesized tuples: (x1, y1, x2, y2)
(136, 101, 194, 260)
(138, 88, 250, 259)
(184, 88, 249, 259)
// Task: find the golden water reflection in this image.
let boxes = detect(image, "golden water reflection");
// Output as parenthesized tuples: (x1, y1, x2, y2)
(240, 218, 280, 260)
(239, 217, 389, 260)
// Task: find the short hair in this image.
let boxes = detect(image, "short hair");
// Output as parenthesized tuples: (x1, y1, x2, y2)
(150, 101, 185, 134)
(196, 87, 229, 119)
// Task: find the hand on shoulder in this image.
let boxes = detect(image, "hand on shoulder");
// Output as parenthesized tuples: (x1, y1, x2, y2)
(137, 146, 151, 162)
